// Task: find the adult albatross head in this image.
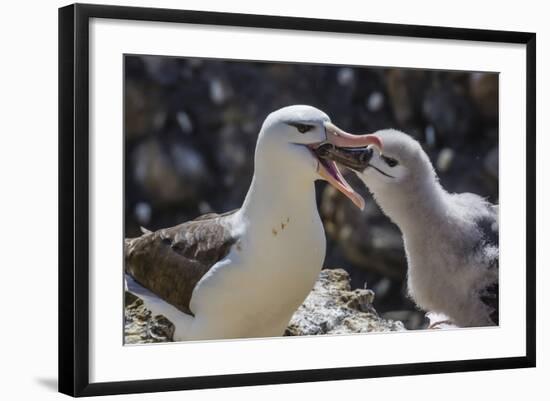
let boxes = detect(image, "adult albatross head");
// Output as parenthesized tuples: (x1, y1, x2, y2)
(255, 105, 382, 210)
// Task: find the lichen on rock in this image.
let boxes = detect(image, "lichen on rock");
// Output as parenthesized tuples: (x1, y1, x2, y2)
(124, 297, 175, 344)
(285, 268, 405, 336)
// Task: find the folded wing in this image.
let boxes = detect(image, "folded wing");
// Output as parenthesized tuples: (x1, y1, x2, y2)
(125, 210, 238, 316)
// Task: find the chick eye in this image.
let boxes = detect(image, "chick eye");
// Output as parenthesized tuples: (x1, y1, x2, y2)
(294, 124, 314, 134)
(382, 155, 399, 167)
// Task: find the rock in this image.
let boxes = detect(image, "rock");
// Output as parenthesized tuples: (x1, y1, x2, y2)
(176, 111, 194, 135)
(142, 56, 181, 86)
(469, 73, 498, 120)
(132, 138, 209, 206)
(125, 291, 139, 306)
(124, 298, 175, 344)
(385, 69, 415, 127)
(424, 125, 437, 148)
(337, 67, 355, 87)
(484, 146, 498, 179)
(124, 268, 404, 344)
(436, 148, 455, 173)
(285, 269, 405, 335)
(422, 84, 477, 145)
(366, 91, 385, 113)
(124, 81, 162, 141)
(209, 78, 231, 105)
(381, 310, 426, 330)
(134, 201, 152, 226)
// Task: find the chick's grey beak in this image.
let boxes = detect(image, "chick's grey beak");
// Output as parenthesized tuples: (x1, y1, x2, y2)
(315, 144, 374, 171)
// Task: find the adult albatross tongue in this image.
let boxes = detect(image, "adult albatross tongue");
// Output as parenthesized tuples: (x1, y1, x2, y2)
(125, 105, 382, 341)
(317, 129, 498, 328)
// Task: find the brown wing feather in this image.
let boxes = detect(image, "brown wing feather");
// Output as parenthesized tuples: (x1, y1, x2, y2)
(125, 210, 238, 316)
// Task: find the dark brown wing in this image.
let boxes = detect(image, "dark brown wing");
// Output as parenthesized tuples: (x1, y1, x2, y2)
(125, 210, 238, 316)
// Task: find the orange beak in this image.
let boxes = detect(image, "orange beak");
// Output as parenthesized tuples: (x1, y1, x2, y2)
(311, 122, 382, 210)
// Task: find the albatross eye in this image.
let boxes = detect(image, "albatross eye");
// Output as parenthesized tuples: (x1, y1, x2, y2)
(290, 123, 314, 134)
(382, 155, 399, 168)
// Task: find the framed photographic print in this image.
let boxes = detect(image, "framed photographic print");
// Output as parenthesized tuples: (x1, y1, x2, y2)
(58, 3, 536, 397)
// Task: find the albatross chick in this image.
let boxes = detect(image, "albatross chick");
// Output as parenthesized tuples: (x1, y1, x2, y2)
(317, 129, 498, 327)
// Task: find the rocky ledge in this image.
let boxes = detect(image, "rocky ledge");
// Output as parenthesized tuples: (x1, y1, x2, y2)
(124, 268, 405, 344)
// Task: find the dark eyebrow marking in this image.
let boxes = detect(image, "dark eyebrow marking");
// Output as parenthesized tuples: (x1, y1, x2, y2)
(285, 121, 315, 127)
(370, 164, 395, 178)
(285, 121, 315, 134)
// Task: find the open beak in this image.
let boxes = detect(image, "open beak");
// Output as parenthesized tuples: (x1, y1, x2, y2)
(309, 122, 382, 210)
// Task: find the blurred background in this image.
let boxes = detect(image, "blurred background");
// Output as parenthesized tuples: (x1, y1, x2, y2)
(124, 55, 498, 329)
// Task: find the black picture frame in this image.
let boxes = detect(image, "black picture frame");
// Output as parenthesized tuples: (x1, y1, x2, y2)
(58, 3, 536, 397)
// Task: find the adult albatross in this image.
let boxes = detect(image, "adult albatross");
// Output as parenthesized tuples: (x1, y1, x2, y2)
(125, 105, 382, 341)
(317, 129, 498, 327)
